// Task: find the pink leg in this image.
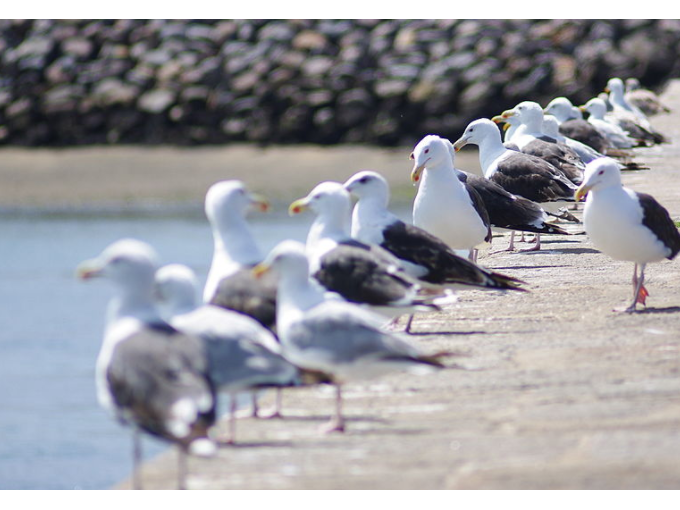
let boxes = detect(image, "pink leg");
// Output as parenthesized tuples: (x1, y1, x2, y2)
(320, 385, 345, 434)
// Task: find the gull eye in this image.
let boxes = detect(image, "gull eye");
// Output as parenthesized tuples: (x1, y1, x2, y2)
(409, 152, 414, 160)
(598, 170, 604, 175)
(424, 148, 429, 154)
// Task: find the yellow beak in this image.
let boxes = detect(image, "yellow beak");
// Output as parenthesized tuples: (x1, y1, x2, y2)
(410, 162, 426, 183)
(491, 115, 504, 124)
(288, 198, 309, 216)
(574, 184, 591, 202)
(251, 262, 270, 279)
(500, 108, 515, 119)
(452, 137, 467, 152)
(250, 193, 270, 213)
(76, 259, 102, 280)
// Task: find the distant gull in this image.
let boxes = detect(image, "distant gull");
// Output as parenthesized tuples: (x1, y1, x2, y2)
(605, 77, 668, 145)
(154, 263, 313, 442)
(253, 240, 448, 433)
(625, 78, 671, 117)
(203, 180, 278, 331)
(543, 112, 648, 172)
(410, 134, 492, 262)
(575, 158, 680, 312)
(543, 96, 611, 154)
(497, 100, 584, 185)
(77, 239, 217, 490)
(580, 97, 642, 149)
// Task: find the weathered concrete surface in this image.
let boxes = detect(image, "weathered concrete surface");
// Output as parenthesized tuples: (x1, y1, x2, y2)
(105, 82, 680, 489)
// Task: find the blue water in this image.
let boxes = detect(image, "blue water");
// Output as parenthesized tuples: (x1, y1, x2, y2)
(0, 210, 313, 490)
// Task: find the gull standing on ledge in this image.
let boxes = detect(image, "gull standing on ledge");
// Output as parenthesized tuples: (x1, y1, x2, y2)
(575, 158, 680, 312)
(497, 101, 584, 185)
(203, 180, 278, 331)
(543, 96, 611, 155)
(410, 134, 491, 262)
(253, 240, 447, 433)
(453, 118, 577, 220)
(344, 170, 525, 291)
(77, 239, 217, 490)
(155, 263, 312, 441)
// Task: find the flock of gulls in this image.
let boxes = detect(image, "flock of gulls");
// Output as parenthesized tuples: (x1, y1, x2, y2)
(77, 76, 680, 489)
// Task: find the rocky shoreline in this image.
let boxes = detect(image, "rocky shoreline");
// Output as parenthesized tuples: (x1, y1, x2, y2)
(2, 19, 680, 147)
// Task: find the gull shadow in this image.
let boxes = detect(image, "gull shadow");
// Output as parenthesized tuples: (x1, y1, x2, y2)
(219, 440, 296, 449)
(349, 427, 427, 437)
(490, 264, 569, 270)
(540, 237, 585, 243)
(636, 306, 680, 315)
(551, 247, 601, 255)
(405, 329, 489, 337)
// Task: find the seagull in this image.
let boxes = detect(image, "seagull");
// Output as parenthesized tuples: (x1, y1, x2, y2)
(343, 169, 526, 290)
(497, 100, 585, 185)
(253, 240, 448, 433)
(77, 239, 217, 490)
(543, 96, 611, 154)
(203, 180, 278, 331)
(154, 263, 313, 441)
(544, 112, 648, 171)
(410, 134, 492, 262)
(625, 77, 671, 117)
(453, 118, 577, 215)
(579, 97, 643, 149)
(605, 77, 668, 145)
(289, 180, 455, 327)
(541, 113, 604, 164)
(575, 158, 680, 312)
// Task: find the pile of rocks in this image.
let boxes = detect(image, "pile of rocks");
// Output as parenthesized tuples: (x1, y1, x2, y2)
(1, 19, 679, 146)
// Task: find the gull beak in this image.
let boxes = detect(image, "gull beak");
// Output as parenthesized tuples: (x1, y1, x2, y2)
(288, 197, 309, 216)
(578, 105, 587, 112)
(251, 262, 270, 279)
(452, 137, 467, 152)
(250, 193, 270, 213)
(500, 108, 515, 119)
(574, 184, 591, 202)
(492, 115, 511, 131)
(76, 259, 103, 280)
(410, 162, 426, 184)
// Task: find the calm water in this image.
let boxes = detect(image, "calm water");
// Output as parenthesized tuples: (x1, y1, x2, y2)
(0, 210, 314, 490)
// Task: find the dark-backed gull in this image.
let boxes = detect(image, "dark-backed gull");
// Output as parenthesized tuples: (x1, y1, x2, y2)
(625, 78, 671, 117)
(575, 158, 680, 312)
(344, 169, 526, 289)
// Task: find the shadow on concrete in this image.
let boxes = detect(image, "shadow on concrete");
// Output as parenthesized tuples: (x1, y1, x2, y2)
(638, 306, 680, 314)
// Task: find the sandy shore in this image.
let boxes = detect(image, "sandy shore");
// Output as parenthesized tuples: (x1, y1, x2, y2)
(0, 142, 483, 213)
(12, 82, 680, 490)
